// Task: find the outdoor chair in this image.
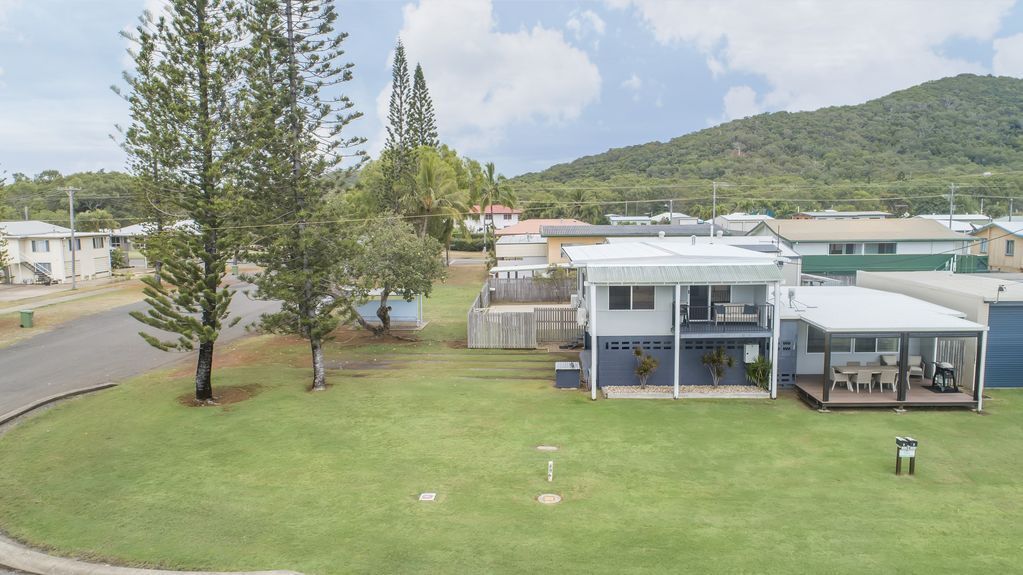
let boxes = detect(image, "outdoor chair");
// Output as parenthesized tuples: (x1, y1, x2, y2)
(881, 355, 898, 366)
(878, 370, 897, 393)
(853, 370, 875, 394)
(830, 367, 853, 393)
(908, 356, 925, 379)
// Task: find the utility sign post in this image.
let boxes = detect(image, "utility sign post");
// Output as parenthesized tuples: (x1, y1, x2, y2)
(895, 436, 918, 476)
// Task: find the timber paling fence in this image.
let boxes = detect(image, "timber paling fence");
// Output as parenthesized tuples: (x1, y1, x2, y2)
(486, 277, 575, 304)
(467, 282, 581, 349)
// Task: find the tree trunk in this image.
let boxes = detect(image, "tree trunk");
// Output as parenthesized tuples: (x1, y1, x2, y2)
(195, 339, 214, 401)
(310, 336, 326, 391)
(375, 288, 392, 335)
(153, 260, 163, 286)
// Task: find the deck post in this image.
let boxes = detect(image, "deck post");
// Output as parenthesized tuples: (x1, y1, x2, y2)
(897, 332, 910, 402)
(821, 332, 831, 403)
(590, 282, 598, 401)
(974, 330, 987, 411)
(770, 282, 781, 399)
(673, 284, 681, 400)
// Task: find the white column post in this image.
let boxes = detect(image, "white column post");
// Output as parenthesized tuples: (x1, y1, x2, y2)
(590, 282, 598, 401)
(770, 282, 781, 399)
(673, 284, 681, 400)
(977, 331, 988, 412)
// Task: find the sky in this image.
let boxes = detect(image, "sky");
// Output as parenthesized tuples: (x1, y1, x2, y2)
(3, 0, 1023, 179)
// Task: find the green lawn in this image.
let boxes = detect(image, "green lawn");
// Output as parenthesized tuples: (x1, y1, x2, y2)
(1, 265, 1022, 574)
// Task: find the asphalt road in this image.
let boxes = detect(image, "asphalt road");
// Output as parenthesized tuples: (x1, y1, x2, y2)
(0, 289, 279, 414)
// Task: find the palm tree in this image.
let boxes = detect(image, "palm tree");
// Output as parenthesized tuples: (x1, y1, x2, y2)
(405, 154, 466, 242)
(477, 162, 515, 252)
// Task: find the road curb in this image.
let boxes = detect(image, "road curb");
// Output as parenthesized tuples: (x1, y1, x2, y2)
(0, 383, 119, 428)
(0, 386, 304, 575)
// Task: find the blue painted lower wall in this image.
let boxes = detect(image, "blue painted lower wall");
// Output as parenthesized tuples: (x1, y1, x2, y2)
(595, 335, 765, 387)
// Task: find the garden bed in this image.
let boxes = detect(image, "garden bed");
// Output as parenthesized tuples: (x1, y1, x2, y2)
(602, 385, 770, 399)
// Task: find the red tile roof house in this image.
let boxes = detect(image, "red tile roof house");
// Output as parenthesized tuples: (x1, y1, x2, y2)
(464, 204, 523, 233)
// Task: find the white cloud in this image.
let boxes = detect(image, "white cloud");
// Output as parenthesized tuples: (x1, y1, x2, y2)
(609, 0, 1013, 116)
(722, 85, 761, 120)
(567, 9, 606, 42)
(376, 0, 601, 156)
(621, 73, 642, 91)
(993, 33, 1023, 77)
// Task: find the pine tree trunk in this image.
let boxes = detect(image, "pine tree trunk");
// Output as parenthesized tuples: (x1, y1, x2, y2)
(195, 339, 214, 401)
(310, 336, 326, 391)
(153, 260, 163, 286)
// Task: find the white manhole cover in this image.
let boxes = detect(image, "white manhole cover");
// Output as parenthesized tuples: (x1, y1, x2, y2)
(536, 445, 559, 452)
(537, 493, 562, 505)
(418, 492, 437, 501)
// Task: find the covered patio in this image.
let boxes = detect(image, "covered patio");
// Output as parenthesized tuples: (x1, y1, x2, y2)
(783, 287, 988, 411)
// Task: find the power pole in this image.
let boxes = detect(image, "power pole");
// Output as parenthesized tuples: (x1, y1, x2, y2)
(711, 181, 718, 236)
(22, 206, 27, 221)
(1011, 198, 1014, 222)
(948, 183, 955, 229)
(62, 187, 80, 289)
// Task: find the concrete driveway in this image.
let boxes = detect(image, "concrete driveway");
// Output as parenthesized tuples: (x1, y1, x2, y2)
(0, 289, 279, 414)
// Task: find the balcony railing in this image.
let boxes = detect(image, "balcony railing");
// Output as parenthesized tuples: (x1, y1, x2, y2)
(677, 303, 773, 334)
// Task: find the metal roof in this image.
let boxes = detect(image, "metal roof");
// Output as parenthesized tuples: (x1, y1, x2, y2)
(757, 218, 969, 242)
(541, 223, 722, 237)
(796, 210, 891, 218)
(857, 270, 1023, 303)
(972, 220, 1023, 238)
(778, 286, 986, 334)
(0, 220, 105, 237)
(587, 263, 782, 285)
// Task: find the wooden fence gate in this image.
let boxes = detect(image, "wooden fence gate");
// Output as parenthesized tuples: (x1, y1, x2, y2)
(535, 306, 582, 344)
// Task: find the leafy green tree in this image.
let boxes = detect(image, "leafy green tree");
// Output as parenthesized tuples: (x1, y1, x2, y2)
(76, 209, 119, 232)
(239, 0, 364, 392)
(404, 149, 466, 239)
(472, 162, 515, 252)
(123, 0, 244, 402)
(409, 63, 438, 149)
(701, 347, 735, 387)
(333, 218, 445, 336)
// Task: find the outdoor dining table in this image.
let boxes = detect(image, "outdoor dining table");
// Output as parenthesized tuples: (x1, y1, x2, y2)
(835, 365, 899, 393)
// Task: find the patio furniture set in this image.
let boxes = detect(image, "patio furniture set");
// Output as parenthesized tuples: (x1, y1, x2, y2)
(830, 355, 925, 394)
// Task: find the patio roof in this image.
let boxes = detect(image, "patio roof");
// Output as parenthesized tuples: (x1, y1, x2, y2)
(779, 286, 986, 334)
(567, 242, 784, 285)
(586, 264, 782, 285)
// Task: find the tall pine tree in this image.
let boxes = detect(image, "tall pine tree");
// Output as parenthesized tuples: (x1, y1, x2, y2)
(122, 0, 243, 402)
(409, 63, 438, 149)
(379, 39, 414, 213)
(239, 0, 364, 391)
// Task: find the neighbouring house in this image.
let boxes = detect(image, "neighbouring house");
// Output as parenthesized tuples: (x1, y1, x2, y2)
(915, 213, 991, 233)
(780, 285, 987, 410)
(107, 219, 199, 269)
(748, 218, 972, 284)
(792, 210, 891, 220)
(606, 214, 653, 226)
(970, 221, 1023, 272)
(650, 212, 699, 225)
(464, 204, 522, 233)
(713, 212, 774, 234)
(857, 270, 1023, 388)
(541, 223, 722, 265)
(0, 220, 112, 284)
(605, 235, 802, 286)
(493, 218, 587, 274)
(568, 242, 784, 399)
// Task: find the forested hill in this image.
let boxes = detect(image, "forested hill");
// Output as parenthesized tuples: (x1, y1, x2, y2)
(514, 74, 1023, 186)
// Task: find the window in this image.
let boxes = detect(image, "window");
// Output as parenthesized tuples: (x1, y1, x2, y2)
(67, 238, 81, 251)
(806, 325, 851, 353)
(92, 237, 105, 249)
(980, 238, 989, 254)
(111, 237, 123, 249)
(632, 286, 655, 310)
(1007, 240, 1015, 257)
(711, 285, 731, 303)
(829, 243, 858, 255)
(854, 338, 876, 353)
(608, 286, 631, 310)
(864, 242, 896, 255)
(31, 240, 50, 253)
(877, 338, 900, 353)
(608, 286, 655, 310)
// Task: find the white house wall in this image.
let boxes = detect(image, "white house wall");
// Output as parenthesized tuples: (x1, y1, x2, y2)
(794, 320, 921, 375)
(593, 285, 676, 336)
